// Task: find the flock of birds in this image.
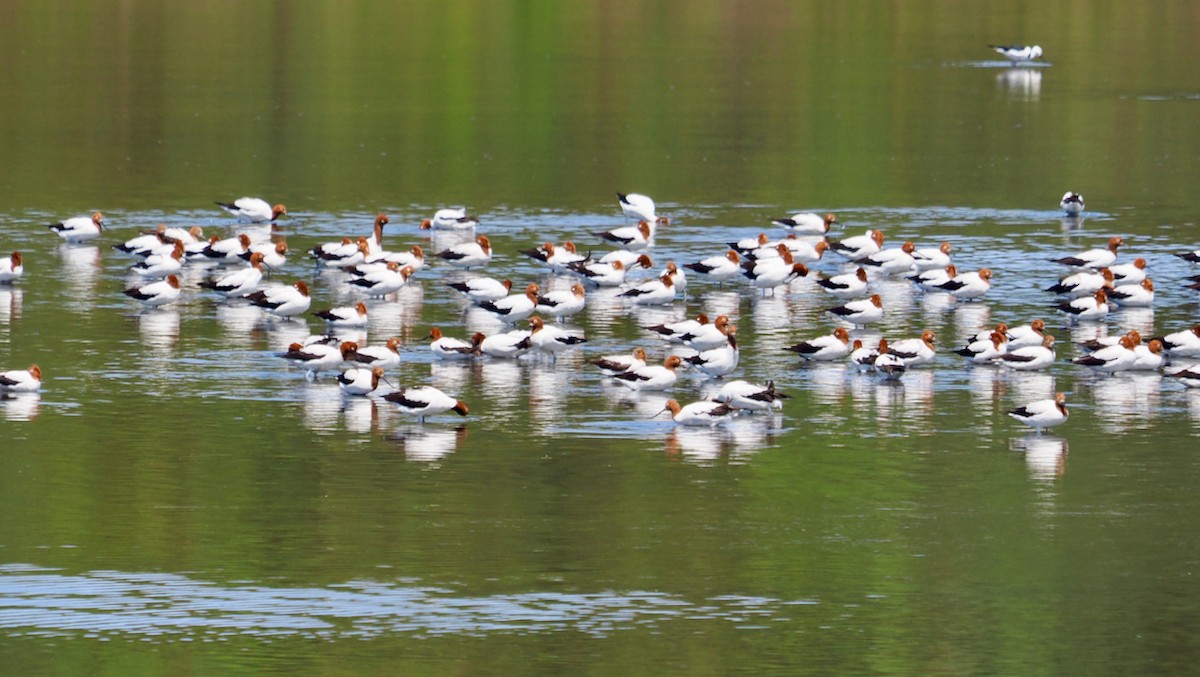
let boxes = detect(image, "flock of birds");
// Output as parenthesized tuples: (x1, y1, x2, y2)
(4, 186, 1200, 433)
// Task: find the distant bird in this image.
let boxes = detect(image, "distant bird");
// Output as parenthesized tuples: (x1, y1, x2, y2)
(48, 212, 104, 242)
(0, 252, 24, 283)
(447, 277, 512, 303)
(999, 334, 1056, 370)
(245, 281, 311, 318)
(1052, 236, 1123, 270)
(420, 207, 478, 230)
(989, 44, 1044, 64)
(590, 347, 648, 376)
(347, 337, 402, 371)
(383, 386, 469, 423)
(1008, 392, 1069, 434)
(528, 316, 587, 357)
(313, 301, 369, 327)
(683, 250, 742, 285)
(478, 283, 541, 323)
(911, 242, 953, 271)
(826, 294, 884, 326)
(936, 268, 993, 300)
(656, 398, 738, 426)
(436, 235, 492, 269)
(595, 221, 652, 250)
(772, 212, 836, 235)
(215, 197, 287, 223)
(617, 192, 669, 225)
(829, 229, 884, 260)
(786, 327, 853, 361)
(710, 380, 788, 412)
(1106, 278, 1154, 307)
(198, 252, 266, 297)
(124, 275, 181, 307)
(428, 327, 479, 360)
(337, 367, 388, 396)
(1060, 191, 1085, 216)
(0, 364, 42, 392)
(613, 355, 683, 391)
(1057, 289, 1109, 321)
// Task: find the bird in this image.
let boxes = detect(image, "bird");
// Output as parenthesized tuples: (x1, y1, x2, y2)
(447, 277, 512, 303)
(656, 398, 738, 426)
(595, 221, 653, 250)
(1057, 289, 1109, 321)
(1109, 258, 1148, 286)
(364, 244, 426, 272)
(999, 334, 1056, 370)
(684, 331, 740, 378)
(816, 267, 869, 297)
(48, 212, 104, 242)
(1008, 392, 1069, 434)
(337, 366, 388, 396)
(197, 252, 266, 297)
(317, 238, 372, 268)
(245, 280, 311, 318)
(215, 197, 287, 223)
(281, 341, 359, 376)
(1075, 330, 1140, 354)
(528, 316, 587, 357)
(872, 348, 908, 380)
(197, 233, 252, 262)
(661, 261, 687, 296)
(786, 327, 853, 361)
(989, 44, 1044, 64)
(754, 237, 829, 264)
(383, 386, 469, 423)
(521, 241, 587, 272)
(1052, 236, 1123, 269)
(1045, 269, 1114, 296)
(619, 274, 676, 306)
(1175, 249, 1200, 265)
(936, 268, 992, 300)
(746, 262, 809, 294)
(683, 250, 742, 285)
(347, 337, 402, 371)
(436, 235, 492, 269)
(1005, 319, 1048, 349)
(0, 252, 24, 283)
(887, 330, 937, 366)
(826, 294, 884, 326)
(348, 262, 415, 297)
(613, 355, 683, 391)
(617, 192, 669, 225)
(911, 242, 953, 271)
(1106, 278, 1154, 307)
(1060, 191, 1085, 216)
(428, 327, 480, 360)
(0, 365, 42, 392)
(1072, 335, 1139, 373)
(475, 330, 533, 359)
(113, 227, 169, 256)
(478, 283, 541, 323)
(954, 331, 1008, 363)
(420, 207, 478, 230)
(856, 241, 917, 276)
(644, 313, 712, 344)
(536, 283, 587, 321)
(771, 212, 836, 234)
(131, 241, 185, 278)
(710, 380, 788, 411)
(1151, 325, 1200, 358)
(313, 301, 369, 327)
(568, 257, 641, 287)
(829, 229, 884, 260)
(589, 347, 648, 376)
(240, 240, 289, 270)
(1166, 364, 1200, 388)
(849, 339, 879, 371)
(728, 233, 771, 255)
(1131, 340, 1166, 371)
(677, 315, 734, 351)
(908, 264, 957, 292)
(123, 275, 181, 307)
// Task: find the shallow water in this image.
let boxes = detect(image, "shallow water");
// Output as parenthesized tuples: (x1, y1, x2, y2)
(3, 2, 1200, 675)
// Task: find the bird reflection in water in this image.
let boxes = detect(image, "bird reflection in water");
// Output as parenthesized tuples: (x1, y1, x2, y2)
(389, 425, 468, 463)
(0, 287, 23, 324)
(997, 67, 1042, 100)
(58, 244, 101, 310)
(1013, 435, 1068, 482)
(1, 392, 40, 421)
(1090, 372, 1161, 434)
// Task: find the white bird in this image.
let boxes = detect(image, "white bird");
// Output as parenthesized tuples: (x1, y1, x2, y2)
(281, 341, 359, 376)
(662, 261, 687, 296)
(428, 327, 479, 360)
(786, 327, 853, 361)
(1106, 278, 1154, 307)
(911, 242, 953, 271)
(568, 257, 645, 287)
(0, 252, 24, 283)
(197, 233, 252, 262)
(319, 238, 373, 268)
(999, 334, 1056, 370)
(124, 274, 181, 307)
(215, 197, 287, 223)
(113, 227, 168, 255)
(746, 262, 809, 293)
(656, 398, 738, 426)
(887, 330, 938, 366)
(829, 229, 884, 260)
(1175, 249, 1200, 265)
(1053, 236, 1123, 270)
(478, 283, 541, 323)
(420, 207, 478, 230)
(772, 212, 836, 234)
(1075, 330, 1140, 354)
(710, 380, 788, 411)
(436, 235, 492, 269)
(617, 192, 669, 225)
(849, 339, 879, 371)
(595, 221, 652, 250)
(1005, 319, 1048, 349)
(198, 252, 266, 297)
(1166, 364, 1200, 388)
(520, 241, 587, 272)
(528, 316, 587, 357)
(684, 331, 739, 378)
(872, 348, 908, 380)
(337, 366, 388, 396)
(383, 386, 469, 422)
(313, 301, 369, 327)
(347, 337, 402, 371)
(131, 241, 185, 278)
(365, 244, 425, 272)
(908, 264, 957, 292)
(753, 237, 829, 264)
(159, 225, 204, 245)
(728, 233, 771, 255)
(536, 283, 587, 321)
(678, 315, 735, 351)
(1130, 340, 1166, 371)
(683, 250, 742, 284)
(1060, 191, 1085, 216)
(1151, 325, 1200, 358)
(989, 44, 1044, 64)
(1109, 258, 1147, 286)
(1008, 392, 1069, 434)
(348, 263, 415, 297)
(48, 212, 104, 242)
(447, 277, 512, 303)
(857, 241, 916, 276)
(613, 355, 683, 391)
(0, 365, 42, 392)
(826, 294, 884, 326)
(936, 268, 993, 300)
(644, 313, 714, 344)
(245, 280, 311, 318)
(589, 347, 648, 376)
(1057, 289, 1109, 321)
(1045, 268, 1114, 296)
(816, 267, 869, 297)
(954, 331, 1008, 363)
(475, 330, 532, 359)
(1072, 334, 1139, 373)
(619, 274, 676, 305)
(240, 240, 289, 270)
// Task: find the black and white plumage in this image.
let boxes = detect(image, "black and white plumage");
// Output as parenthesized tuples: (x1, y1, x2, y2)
(347, 338, 402, 371)
(124, 275, 181, 307)
(771, 212, 836, 235)
(0, 364, 42, 392)
(1008, 392, 1069, 433)
(383, 386, 469, 422)
(657, 398, 738, 426)
(245, 281, 312, 318)
(197, 252, 266, 297)
(428, 328, 480, 360)
(281, 341, 359, 376)
(1052, 237, 1123, 270)
(313, 301, 369, 327)
(709, 380, 788, 412)
(613, 355, 682, 391)
(436, 235, 492, 269)
(447, 277, 512, 303)
(1060, 191, 1085, 216)
(528, 316, 587, 356)
(617, 192, 668, 225)
(1056, 289, 1109, 321)
(215, 197, 287, 223)
(816, 267, 869, 297)
(48, 212, 105, 243)
(989, 44, 1044, 64)
(826, 294, 884, 326)
(683, 250, 742, 284)
(478, 283, 541, 323)
(0, 252, 24, 283)
(1150, 325, 1200, 358)
(420, 207, 478, 230)
(595, 221, 652, 250)
(337, 367, 388, 396)
(590, 347, 648, 376)
(786, 327, 853, 361)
